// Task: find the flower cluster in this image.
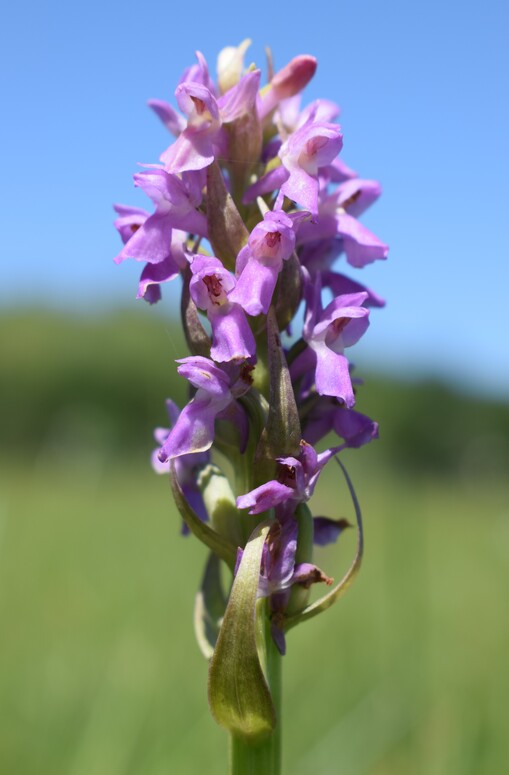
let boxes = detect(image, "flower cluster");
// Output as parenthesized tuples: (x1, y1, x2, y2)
(114, 41, 387, 735)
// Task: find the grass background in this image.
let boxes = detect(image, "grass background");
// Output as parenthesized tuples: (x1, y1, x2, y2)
(1, 309, 508, 774)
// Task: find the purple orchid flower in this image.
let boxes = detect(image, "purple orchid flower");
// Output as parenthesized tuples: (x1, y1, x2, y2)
(278, 118, 343, 214)
(137, 229, 190, 303)
(235, 518, 332, 597)
(148, 51, 217, 142)
(290, 275, 370, 407)
(228, 210, 296, 316)
(114, 204, 188, 304)
(243, 116, 343, 213)
(235, 518, 298, 597)
(302, 399, 379, 448)
(235, 517, 332, 654)
(114, 169, 207, 267)
(189, 255, 256, 362)
(296, 178, 388, 268)
(160, 69, 261, 174)
(160, 82, 221, 173)
(158, 357, 253, 462)
(237, 439, 343, 517)
(152, 399, 209, 532)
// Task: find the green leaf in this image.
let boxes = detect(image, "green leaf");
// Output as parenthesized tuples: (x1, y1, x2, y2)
(254, 307, 301, 485)
(208, 522, 276, 740)
(265, 307, 301, 455)
(206, 162, 249, 271)
(225, 108, 262, 197)
(194, 552, 228, 660)
(169, 462, 237, 569)
(275, 251, 302, 331)
(283, 458, 364, 631)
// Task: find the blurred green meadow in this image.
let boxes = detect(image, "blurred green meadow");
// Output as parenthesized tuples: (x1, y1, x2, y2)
(1, 309, 508, 774)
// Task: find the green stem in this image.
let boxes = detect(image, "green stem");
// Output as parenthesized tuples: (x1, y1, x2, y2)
(229, 627, 282, 775)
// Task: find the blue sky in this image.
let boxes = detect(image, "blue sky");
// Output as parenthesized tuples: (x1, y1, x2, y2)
(2, 0, 508, 397)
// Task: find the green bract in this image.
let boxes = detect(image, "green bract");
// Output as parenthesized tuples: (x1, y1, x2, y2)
(208, 522, 276, 740)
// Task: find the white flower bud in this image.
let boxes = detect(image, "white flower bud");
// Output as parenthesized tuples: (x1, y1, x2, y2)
(217, 39, 252, 94)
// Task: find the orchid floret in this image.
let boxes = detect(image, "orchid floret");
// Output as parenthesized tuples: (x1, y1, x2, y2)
(189, 255, 256, 362)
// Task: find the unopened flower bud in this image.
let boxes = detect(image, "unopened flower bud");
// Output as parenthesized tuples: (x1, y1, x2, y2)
(259, 55, 317, 119)
(272, 54, 317, 99)
(217, 39, 252, 94)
